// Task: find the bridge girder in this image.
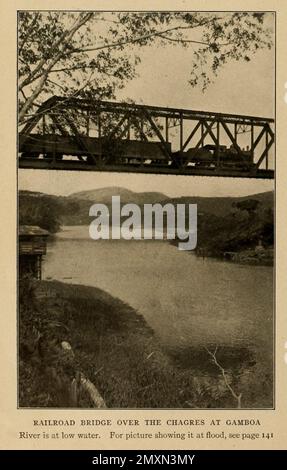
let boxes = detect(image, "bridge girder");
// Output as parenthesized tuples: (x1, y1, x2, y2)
(19, 96, 275, 179)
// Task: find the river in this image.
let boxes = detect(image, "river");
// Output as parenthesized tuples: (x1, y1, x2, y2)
(43, 225, 273, 387)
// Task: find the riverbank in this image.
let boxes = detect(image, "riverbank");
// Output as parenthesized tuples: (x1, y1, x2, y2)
(194, 246, 274, 266)
(170, 239, 273, 266)
(19, 278, 273, 409)
(19, 278, 189, 408)
(170, 206, 274, 266)
(194, 203, 274, 266)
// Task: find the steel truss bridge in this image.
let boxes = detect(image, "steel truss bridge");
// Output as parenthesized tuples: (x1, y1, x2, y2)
(19, 96, 275, 179)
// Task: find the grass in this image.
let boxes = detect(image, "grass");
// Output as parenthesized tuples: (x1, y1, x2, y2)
(19, 279, 273, 409)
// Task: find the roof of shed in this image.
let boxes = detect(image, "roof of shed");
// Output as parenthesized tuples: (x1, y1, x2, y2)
(19, 225, 50, 236)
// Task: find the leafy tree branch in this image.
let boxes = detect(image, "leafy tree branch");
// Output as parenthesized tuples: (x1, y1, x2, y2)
(18, 12, 273, 124)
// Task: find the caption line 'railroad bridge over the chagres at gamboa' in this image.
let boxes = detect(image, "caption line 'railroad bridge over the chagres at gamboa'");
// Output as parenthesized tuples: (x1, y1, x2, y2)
(18, 95, 274, 180)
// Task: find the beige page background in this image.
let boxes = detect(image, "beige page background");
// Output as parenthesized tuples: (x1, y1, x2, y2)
(0, 0, 286, 450)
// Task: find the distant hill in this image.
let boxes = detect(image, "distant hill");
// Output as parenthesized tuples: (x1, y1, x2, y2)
(161, 191, 273, 217)
(19, 190, 91, 229)
(69, 186, 169, 205)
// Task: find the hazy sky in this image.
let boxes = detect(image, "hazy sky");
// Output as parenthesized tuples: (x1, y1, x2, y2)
(19, 12, 275, 198)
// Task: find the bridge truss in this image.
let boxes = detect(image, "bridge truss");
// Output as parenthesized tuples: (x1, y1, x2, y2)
(19, 96, 275, 179)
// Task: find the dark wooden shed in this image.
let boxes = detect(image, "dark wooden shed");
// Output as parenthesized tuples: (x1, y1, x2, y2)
(19, 225, 49, 280)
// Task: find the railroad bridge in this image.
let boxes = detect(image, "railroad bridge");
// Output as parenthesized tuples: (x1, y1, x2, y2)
(19, 96, 274, 179)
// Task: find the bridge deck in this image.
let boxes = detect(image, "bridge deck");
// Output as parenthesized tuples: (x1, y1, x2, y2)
(19, 158, 274, 179)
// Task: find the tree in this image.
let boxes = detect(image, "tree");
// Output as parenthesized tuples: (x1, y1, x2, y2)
(18, 11, 273, 124)
(233, 199, 260, 216)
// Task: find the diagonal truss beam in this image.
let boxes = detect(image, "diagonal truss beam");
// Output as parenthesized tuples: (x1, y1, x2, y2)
(143, 109, 173, 161)
(220, 120, 242, 154)
(20, 97, 59, 143)
(63, 114, 98, 165)
(50, 113, 69, 136)
(194, 119, 217, 149)
(107, 112, 130, 140)
(251, 125, 267, 153)
(182, 121, 201, 151)
(202, 120, 218, 145)
(183, 118, 217, 164)
(133, 119, 149, 142)
(256, 133, 275, 169)
(116, 120, 132, 140)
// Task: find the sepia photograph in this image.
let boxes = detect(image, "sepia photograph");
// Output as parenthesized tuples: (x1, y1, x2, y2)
(18, 10, 275, 410)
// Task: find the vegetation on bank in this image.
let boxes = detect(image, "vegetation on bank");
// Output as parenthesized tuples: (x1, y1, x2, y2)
(196, 198, 273, 261)
(19, 191, 81, 233)
(19, 278, 273, 409)
(169, 197, 274, 265)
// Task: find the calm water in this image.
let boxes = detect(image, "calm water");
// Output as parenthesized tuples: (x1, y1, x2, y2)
(43, 226, 273, 369)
